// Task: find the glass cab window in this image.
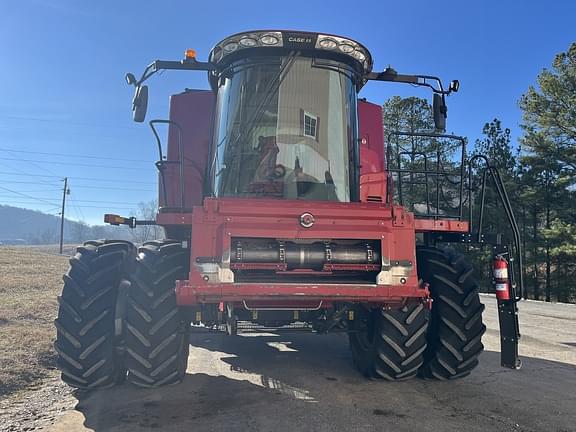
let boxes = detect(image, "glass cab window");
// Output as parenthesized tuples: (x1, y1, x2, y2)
(211, 55, 358, 202)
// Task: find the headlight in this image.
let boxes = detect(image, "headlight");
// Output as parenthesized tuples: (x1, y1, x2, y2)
(316, 34, 372, 72)
(260, 34, 280, 46)
(239, 37, 258, 47)
(352, 50, 366, 62)
(338, 43, 355, 53)
(318, 38, 338, 49)
(223, 42, 238, 52)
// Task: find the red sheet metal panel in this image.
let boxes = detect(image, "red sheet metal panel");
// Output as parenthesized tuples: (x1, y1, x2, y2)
(172, 198, 426, 305)
(161, 89, 214, 209)
(358, 99, 385, 174)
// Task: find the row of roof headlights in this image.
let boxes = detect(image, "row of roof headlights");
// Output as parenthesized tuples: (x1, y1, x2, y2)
(211, 32, 370, 70)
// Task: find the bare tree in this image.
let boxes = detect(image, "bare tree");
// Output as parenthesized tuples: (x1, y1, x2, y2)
(71, 220, 90, 243)
(129, 200, 164, 244)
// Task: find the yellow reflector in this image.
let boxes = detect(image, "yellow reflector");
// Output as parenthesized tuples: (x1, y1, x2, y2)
(185, 49, 197, 59)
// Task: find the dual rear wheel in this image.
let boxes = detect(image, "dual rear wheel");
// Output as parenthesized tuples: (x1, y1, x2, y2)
(55, 239, 190, 389)
(349, 246, 486, 380)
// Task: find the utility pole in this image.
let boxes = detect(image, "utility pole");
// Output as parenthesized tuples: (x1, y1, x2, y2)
(59, 177, 69, 254)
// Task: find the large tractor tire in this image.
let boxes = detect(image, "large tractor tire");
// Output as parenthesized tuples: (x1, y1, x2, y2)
(349, 302, 430, 380)
(124, 240, 191, 387)
(54, 240, 135, 389)
(416, 246, 486, 379)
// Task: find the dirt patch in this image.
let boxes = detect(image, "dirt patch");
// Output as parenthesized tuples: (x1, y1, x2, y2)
(0, 247, 69, 398)
(0, 375, 75, 432)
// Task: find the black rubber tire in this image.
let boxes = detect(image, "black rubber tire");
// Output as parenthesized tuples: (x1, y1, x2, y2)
(349, 302, 430, 380)
(54, 240, 135, 389)
(125, 240, 191, 387)
(416, 246, 486, 379)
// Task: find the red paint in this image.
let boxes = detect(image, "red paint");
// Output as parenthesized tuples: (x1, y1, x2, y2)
(161, 90, 214, 209)
(172, 197, 426, 306)
(176, 280, 428, 305)
(493, 256, 511, 300)
(358, 100, 385, 174)
(414, 219, 469, 232)
(360, 172, 387, 203)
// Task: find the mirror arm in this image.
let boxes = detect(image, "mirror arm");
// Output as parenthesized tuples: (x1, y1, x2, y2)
(366, 70, 450, 94)
(135, 59, 215, 87)
(137, 63, 157, 86)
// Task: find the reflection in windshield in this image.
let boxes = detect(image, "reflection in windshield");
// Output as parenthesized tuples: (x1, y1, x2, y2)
(212, 56, 357, 202)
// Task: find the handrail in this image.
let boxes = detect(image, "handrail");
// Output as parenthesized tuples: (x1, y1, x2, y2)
(468, 155, 524, 301)
(386, 131, 466, 220)
(149, 119, 185, 209)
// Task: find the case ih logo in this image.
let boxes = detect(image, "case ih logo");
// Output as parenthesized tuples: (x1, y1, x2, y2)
(283, 32, 317, 48)
(288, 36, 313, 44)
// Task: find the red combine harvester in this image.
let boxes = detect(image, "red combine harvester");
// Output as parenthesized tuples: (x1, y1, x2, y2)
(55, 30, 523, 389)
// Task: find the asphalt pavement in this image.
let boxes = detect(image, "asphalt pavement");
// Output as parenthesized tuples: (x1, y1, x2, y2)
(50, 295, 576, 432)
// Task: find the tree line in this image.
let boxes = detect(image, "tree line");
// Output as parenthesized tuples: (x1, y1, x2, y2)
(382, 42, 576, 303)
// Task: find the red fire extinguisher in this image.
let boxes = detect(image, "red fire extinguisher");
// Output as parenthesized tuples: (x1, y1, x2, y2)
(493, 256, 510, 301)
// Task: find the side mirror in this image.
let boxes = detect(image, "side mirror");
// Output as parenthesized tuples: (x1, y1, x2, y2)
(125, 73, 137, 86)
(449, 79, 460, 93)
(433, 93, 447, 132)
(132, 85, 148, 123)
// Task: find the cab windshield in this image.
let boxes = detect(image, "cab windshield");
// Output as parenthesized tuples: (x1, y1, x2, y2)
(211, 55, 358, 202)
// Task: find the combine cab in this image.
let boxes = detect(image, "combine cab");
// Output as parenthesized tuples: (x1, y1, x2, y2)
(54, 30, 522, 388)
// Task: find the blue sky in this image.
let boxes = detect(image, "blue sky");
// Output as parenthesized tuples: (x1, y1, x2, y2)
(0, 0, 574, 225)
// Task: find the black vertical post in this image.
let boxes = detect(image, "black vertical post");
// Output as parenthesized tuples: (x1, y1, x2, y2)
(59, 177, 68, 255)
(494, 245, 522, 369)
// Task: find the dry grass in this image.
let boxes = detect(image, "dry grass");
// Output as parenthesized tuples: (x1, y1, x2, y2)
(0, 247, 69, 397)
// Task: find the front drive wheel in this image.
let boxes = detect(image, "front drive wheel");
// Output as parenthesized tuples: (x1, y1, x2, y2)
(125, 240, 191, 387)
(349, 302, 430, 380)
(54, 240, 135, 389)
(416, 246, 486, 379)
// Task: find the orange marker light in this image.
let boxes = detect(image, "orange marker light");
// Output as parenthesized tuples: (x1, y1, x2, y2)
(185, 49, 197, 59)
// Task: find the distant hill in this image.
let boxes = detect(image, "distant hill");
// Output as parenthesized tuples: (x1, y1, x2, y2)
(0, 205, 140, 244)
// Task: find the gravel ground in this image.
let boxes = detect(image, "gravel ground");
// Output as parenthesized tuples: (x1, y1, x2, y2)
(0, 294, 574, 432)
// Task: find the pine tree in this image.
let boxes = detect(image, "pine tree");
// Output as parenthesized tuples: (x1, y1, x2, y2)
(470, 119, 521, 292)
(382, 96, 462, 217)
(519, 41, 576, 302)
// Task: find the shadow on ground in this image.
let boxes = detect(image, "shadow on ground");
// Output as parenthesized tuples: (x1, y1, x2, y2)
(64, 330, 576, 432)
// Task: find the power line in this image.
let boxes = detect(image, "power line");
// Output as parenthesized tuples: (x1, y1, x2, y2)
(0, 149, 61, 177)
(0, 157, 156, 171)
(0, 171, 64, 179)
(0, 182, 156, 193)
(0, 200, 137, 210)
(0, 147, 155, 164)
(0, 180, 63, 186)
(0, 185, 59, 206)
(0, 171, 156, 184)
(0, 161, 62, 182)
(0, 115, 140, 131)
(0, 195, 143, 205)
(70, 184, 155, 192)
(68, 196, 87, 222)
(0, 187, 62, 193)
